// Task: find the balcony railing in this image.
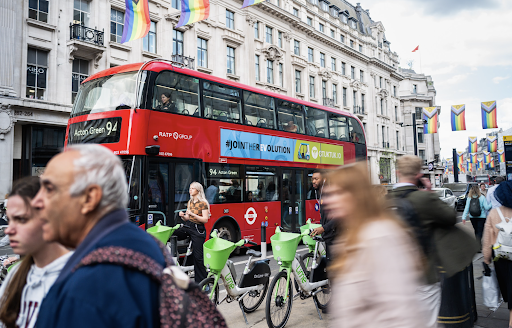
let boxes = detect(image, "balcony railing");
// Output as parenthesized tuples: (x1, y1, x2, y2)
(323, 97, 336, 108)
(378, 42, 382, 48)
(353, 105, 365, 115)
(70, 24, 104, 46)
(172, 54, 195, 70)
(382, 142, 389, 149)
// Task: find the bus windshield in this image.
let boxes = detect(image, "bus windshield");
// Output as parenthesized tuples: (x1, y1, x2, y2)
(71, 72, 144, 117)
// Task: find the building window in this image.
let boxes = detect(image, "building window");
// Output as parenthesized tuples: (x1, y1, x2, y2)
(197, 37, 208, 67)
(307, 17, 312, 25)
(419, 150, 425, 161)
(29, 0, 49, 22)
(342, 87, 347, 106)
(308, 47, 314, 62)
(309, 76, 315, 98)
(353, 90, 357, 106)
(254, 22, 259, 38)
(293, 7, 299, 16)
(350, 66, 355, 79)
(277, 0, 281, 7)
(350, 39, 354, 48)
(332, 84, 337, 103)
(330, 29, 335, 38)
(267, 60, 274, 84)
(331, 58, 336, 71)
(172, 0, 181, 10)
(255, 55, 260, 81)
(173, 29, 184, 55)
(227, 46, 235, 74)
(340, 34, 345, 43)
(295, 70, 301, 93)
(393, 85, 396, 97)
(360, 70, 364, 82)
(265, 26, 273, 43)
(110, 9, 124, 43)
(379, 76, 383, 88)
(73, 0, 90, 26)
(418, 130, 424, 143)
(320, 53, 325, 67)
(72, 58, 88, 103)
(319, 23, 324, 33)
(415, 107, 422, 118)
(413, 84, 417, 93)
(382, 126, 386, 146)
(395, 105, 398, 121)
(294, 40, 300, 55)
(322, 81, 327, 99)
(26, 48, 48, 100)
(278, 31, 283, 48)
(396, 131, 400, 149)
(278, 63, 283, 87)
(380, 98, 384, 115)
(359, 44, 362, 52)
(143, 21, 157, 53)
(341, 62, 346, 75)
(361, 94, 365, 111)
(226, 10, 235, 29)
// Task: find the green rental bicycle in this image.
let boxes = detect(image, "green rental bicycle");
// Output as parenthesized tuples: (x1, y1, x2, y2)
(265, 226, 331, 328)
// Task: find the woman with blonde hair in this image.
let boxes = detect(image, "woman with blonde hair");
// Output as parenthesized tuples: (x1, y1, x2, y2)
(323, 163, 426, 328)
(462, 184, 491, 245)
(178, 181, 210, 283)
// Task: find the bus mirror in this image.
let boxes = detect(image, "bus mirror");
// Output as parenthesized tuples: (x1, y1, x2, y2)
(145, 145, 160, 156)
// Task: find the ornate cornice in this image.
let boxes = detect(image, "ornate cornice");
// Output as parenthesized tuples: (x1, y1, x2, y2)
(0, 105, 16, 139)
(261, 45, 284, 62)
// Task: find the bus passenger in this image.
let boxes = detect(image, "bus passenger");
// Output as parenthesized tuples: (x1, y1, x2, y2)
(156, 92, 176, 113)
(246, 191, 254, 202)
(178, 182, 209, 283)
(283, 120, 299, 133)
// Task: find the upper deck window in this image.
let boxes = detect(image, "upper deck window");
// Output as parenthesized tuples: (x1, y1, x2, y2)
(305, 106, 327, 138)
(276, 100, 304, 134)
(203, 81, 241, 123)
(349, 117, 365, 144)
(328, 114, 349, 141)
(243, 91, 276, 129)
(153, 71, 200, 116)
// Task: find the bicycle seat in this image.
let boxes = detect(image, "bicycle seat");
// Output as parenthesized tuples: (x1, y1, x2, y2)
(247, 249, 262, 257)
(313, 235, 324, 242)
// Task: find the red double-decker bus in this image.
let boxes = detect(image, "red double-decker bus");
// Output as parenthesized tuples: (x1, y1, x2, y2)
(66, 60, 366, 244)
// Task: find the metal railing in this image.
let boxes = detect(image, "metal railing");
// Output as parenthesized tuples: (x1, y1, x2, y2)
(171, 54, 195, 70)
(382, 142, 389, 149)
(353, 105, 365, 115)
(323, 97, 335, 108)
(378, 42, 382, 48)
(70, 24, 104, 46)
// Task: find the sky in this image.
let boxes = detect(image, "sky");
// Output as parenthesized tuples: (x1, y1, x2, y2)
(360, 0, 512, 159)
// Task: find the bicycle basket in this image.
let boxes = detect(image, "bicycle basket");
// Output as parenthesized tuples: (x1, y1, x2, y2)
(271, 232, 302, 262)
(203, 237, 237, 272)
(147, 221, 174, 244)
(300, 222, 322, 248)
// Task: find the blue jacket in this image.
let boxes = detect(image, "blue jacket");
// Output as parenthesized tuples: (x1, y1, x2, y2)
(462, 195, 491, 220)
(36, 210, 165, 328)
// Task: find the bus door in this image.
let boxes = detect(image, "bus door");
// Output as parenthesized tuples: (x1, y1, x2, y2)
(146, 158, 202, 228)
(280, 169, 305, 232)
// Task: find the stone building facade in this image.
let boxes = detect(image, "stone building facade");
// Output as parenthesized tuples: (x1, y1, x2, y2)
(0, 0, 411, 199)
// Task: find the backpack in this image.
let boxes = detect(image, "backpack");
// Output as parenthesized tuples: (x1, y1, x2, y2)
(74, 239, 227, 328)
(469, 197, 481, 217)
(493, 207, 512, 261)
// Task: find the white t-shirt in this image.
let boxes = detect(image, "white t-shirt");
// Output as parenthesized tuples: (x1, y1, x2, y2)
(0, 252, 73, 328)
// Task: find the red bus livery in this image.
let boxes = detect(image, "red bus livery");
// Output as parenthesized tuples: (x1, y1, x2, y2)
(67, 60, 367, 244)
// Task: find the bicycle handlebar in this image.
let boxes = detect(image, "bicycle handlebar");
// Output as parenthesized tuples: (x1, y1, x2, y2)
(246, 240, 258, 246)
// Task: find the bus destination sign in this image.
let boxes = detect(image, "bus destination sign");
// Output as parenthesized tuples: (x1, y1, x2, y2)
(68, 117, 122, 144)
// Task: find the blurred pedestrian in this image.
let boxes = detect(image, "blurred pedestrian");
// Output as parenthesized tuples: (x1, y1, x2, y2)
(178, 182, 209, 283)
(325, 163, 426, 328)
(480, 183, 487, 197)
(388, 155, 459, 328)
(487, 176, 505, 209)
(32, 144, 165, 328)
(482, 180, 512, 328)
(0, 177, 71, 328)
(462, 185, 491, 246)
(374, 185, 388, 200)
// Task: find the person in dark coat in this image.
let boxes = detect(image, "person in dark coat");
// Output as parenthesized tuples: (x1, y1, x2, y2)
(32, 144, 165, 328)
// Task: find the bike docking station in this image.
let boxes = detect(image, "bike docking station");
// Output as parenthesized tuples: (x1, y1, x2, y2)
(261, 221, 267, 259)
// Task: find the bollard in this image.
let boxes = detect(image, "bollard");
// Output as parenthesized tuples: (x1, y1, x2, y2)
(261, 222, 267, 258)
(170, 235, 178, 263)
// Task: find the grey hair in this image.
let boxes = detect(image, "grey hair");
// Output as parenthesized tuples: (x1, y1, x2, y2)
(67, 144, 128, 211)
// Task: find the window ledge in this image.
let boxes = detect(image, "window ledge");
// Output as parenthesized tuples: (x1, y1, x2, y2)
(197, 66, 213, 74)
(227, 73, 240, 81)
(26, 18, 56, 31)
(109, 41, 131, 52)
(142, 51, 161, 59)
(309, 97, 318, 102)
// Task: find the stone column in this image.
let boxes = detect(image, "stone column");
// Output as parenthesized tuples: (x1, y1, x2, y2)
(0, 105, 16, 201)
(0, 0, 22, 97)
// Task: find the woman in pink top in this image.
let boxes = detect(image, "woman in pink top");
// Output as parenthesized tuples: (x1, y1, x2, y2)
(323, 163, 427, 328)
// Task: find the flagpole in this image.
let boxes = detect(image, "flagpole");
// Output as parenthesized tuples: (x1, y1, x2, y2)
(419, 48, 422, 74)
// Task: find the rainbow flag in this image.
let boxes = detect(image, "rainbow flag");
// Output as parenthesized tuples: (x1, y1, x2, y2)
(176, 0, 210, 28)
(121, 0, 151, 44)
(481, 101, 498, 129)
(457, 151, 464, 168)
(487, 136, 498, 152)
(467, 161, 473, 172)
(488, 160, 495, 169)
(483, 151, 491, 164)
(477, 159, 483, 171)
(470, 153, 477, 163)
(468, 137, 478, 153)
(498, 149, 505, 162)
(451, 104, 466, 131)
(242, 0, 265, 8)
(423, 107, 438, 134)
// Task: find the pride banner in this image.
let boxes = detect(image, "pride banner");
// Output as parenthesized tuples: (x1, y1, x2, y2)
(451, 104, 466, 131)
(467, 161, 473, 172)
(477, 159, 483, 171)
(242, 0, 265, 8)
(423, 107, 438, 134)
(176, 0, 210, 28)
(488, 160, 495, 169)
(481, 101, 498, 129)
(483, 151, 491, 164)
(470, 153, 477, 163)
(487, 136, 498, 152)
(121, 0, 151, 43)
(468, 137, 478, 153)
(498, 149, 505, 163)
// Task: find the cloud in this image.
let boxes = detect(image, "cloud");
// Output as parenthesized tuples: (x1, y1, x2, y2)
(437, 74, 469, 87)
(403, 0, 499, 16)
(493, 75, 510, 84)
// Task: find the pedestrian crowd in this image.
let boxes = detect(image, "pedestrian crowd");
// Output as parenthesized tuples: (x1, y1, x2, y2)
(0, 146, 511, 328)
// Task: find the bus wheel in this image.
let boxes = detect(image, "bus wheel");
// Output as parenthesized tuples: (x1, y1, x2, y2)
(216, 221, 239, 254)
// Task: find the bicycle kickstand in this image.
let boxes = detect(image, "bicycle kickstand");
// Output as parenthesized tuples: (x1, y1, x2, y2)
(238, 302, 249, 325)
(313, 299, 323, 320)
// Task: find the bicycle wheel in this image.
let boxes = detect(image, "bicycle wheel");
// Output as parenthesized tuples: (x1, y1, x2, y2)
(198, 276, 219, 306)
(241, 279, 269, 313)
(300, 253, 314, 278)
(313, 281, 331, 310)
(266, 271, 293, 328)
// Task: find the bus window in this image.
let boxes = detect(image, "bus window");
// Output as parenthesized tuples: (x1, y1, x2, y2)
(276, 100, 304, 134)
(206, 164, 243, 203)
(348, 117, 365, 144)
(328, 114, 349, 141)
(203, 82, 241, 123)
(243, 91, 276, 129)
(245, 166, 278, 202)
(305, 106, 327, 138)
(153, 71, 200, 116)
(174, 163, 195, 222)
